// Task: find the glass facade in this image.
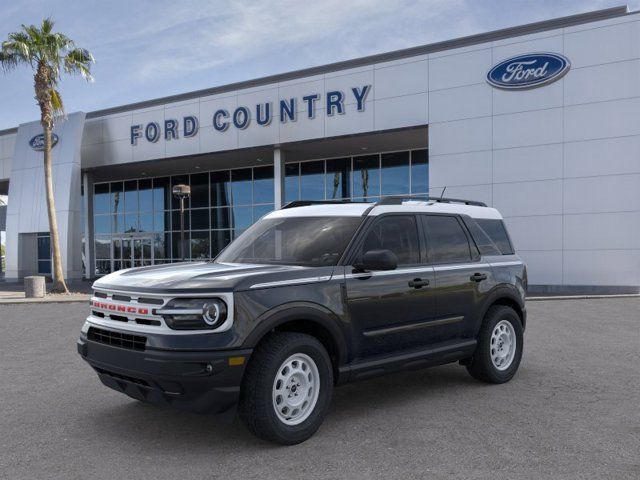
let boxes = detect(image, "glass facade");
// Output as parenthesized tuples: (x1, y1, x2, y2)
(92, 148, 428, 276)
(285, 149, 428, 203)
(94, 165, 274, 275)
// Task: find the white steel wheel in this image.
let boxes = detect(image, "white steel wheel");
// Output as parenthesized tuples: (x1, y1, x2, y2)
(490, 319, 517, 371)
(272, 353, 320, 426)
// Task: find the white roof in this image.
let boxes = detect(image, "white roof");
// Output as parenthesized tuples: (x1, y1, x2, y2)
(265, 201, 503, 220)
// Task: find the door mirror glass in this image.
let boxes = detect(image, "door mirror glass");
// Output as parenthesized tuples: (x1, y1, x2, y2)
(358, 249, 398, 271)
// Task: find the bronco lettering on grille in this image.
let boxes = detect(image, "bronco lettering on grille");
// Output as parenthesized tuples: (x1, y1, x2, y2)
(91, 300, 149, 315)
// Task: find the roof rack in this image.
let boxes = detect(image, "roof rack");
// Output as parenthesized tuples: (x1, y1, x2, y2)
(281, 200, 354, 209)
(376, 195, 487, 207)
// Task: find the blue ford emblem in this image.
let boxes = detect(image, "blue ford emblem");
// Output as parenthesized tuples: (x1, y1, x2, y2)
(487, 53, 570, 90)
(29, 133, 59, 151)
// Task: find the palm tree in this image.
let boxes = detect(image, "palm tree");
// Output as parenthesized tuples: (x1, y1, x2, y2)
(0, 18, 93, 293)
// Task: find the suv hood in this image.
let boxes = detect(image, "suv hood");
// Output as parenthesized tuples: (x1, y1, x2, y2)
(92, 262, 329, 294)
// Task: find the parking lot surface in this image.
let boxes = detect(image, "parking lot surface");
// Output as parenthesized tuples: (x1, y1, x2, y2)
(1, 298, 638, 479)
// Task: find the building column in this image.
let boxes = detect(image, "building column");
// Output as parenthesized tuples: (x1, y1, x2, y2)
(83, 172, 94, 279)
(274, 147, 286, 209)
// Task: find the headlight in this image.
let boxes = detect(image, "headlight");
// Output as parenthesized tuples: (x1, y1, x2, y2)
(157, 298, 228, 330)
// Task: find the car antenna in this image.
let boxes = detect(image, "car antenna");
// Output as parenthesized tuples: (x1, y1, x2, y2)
(439, 186, 447, 200)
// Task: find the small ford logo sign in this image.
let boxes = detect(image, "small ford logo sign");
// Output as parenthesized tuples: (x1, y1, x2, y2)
(487, 53, 570, 90)
(29, 133, 59, 151)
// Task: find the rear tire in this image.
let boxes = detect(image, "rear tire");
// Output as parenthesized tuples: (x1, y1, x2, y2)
(466, 305, 523, 384)
(239, 332, 333, 445)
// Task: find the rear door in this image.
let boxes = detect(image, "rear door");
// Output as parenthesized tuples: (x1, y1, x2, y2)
(421, 215, 493, 340)
(344, 214, 437, 357)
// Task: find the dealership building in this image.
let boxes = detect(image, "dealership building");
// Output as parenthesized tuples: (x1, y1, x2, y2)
(0, 6, 639, 293)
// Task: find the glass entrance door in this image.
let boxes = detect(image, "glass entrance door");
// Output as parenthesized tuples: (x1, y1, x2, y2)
(111, 235, 154, 272)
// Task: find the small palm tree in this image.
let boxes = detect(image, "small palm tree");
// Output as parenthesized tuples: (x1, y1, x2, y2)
(0, 18, 94, 293)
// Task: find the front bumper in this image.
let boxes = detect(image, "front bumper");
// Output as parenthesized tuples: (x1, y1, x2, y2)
(77, 334, 252, 415)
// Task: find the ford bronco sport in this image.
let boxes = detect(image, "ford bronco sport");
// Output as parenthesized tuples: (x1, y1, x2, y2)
(78, 196, 527, 444)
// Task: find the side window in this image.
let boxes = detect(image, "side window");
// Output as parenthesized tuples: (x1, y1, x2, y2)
(462, 217, 501, 256)
(475, 219, 515, 255)
(360, 215, 420, 265)
(422, 215, 472, 264)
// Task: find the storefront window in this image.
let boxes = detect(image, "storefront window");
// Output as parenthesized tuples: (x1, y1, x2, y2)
(300, 161, 324, 200)
(381, 151, 410, 196)
(92, 148, 427, 275)
(353, 154, 380, 201)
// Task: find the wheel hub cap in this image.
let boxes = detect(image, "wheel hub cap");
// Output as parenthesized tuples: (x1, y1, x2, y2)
(490, 320, 517, 371)
(272, 353, 320, 426)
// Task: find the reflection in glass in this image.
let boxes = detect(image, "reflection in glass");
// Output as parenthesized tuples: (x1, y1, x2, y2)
(211, 207, 231, 230)
(153, 177, 169, 211)
(212, 230, 232, 257)
(94, 236, 110, 259)
(253, 166, 274, 204)
(124, 213, 138, 232)
(353, 155, 380, 200)
(300, 161, 324, 200)
(112, 213, 124, 234)
(411, 149, 429, 194)
(153, 233, 167, 259)
(139, 179, 153, 212)
(211, 171, 231, 207)
(171, 210, 190, 231)
(232, 206, 253, 229)
(381, 151, 410, 196)
(139, 214, 153, 232)
(94, 215, 110, 235)
(94, 184, 110, 214)
(191, 208, 209, 230)
(285, 163, 299, 202)
(190, 173, 209, 208)
(231, 169, 252, 205)
(124, 180, 138, 213)
(111, 182, 123, 214)
(253, 204, 274, 221)
(153, 211, 167, 232)
(191, 231, 210, 259)
(326, 158, 350, 200)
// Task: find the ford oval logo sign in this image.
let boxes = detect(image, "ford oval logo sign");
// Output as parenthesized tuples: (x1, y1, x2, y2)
(487, 53, 570, 90)
(29, 133, 59, 151)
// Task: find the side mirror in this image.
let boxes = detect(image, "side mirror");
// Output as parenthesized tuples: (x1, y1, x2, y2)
(358, 249, 398, 271)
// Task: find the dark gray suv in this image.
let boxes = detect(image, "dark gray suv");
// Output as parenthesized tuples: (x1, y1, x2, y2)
(78, 196, 527, 444)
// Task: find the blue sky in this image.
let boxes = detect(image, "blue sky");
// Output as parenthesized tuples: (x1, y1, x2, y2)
(0, 0, 638, 130)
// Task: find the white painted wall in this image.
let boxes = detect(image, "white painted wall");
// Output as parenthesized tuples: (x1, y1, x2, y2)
(428, 13, 640, 288)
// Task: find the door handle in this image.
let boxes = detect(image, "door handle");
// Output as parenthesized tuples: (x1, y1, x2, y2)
(470, 272, 488, 282)
(408, 278, 430, 289)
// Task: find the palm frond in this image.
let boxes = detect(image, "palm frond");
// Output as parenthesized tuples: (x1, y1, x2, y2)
(64, 47, 94, 81)
(49, 88, 64, 115)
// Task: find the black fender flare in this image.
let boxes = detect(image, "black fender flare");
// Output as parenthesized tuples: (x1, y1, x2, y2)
(243, 302, 350, 367)
(475, 285, 526, 335)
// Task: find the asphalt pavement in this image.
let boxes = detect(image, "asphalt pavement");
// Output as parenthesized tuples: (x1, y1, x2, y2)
(0, 299, 638, 479)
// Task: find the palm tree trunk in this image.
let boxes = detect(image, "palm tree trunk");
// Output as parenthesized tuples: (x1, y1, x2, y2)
(43, 123, 68, 294)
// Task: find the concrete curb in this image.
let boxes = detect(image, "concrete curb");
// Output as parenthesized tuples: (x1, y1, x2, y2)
(527, 294, 640, 301)
(0, 295, 90, 305)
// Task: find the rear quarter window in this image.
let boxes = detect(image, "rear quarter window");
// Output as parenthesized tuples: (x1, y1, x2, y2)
(475, 219, 515, 255)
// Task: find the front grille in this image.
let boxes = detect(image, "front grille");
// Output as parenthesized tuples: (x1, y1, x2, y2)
(87, 326, 146, 351)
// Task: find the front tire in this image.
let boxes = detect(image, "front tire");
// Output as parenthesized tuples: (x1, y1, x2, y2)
(466, 305, 523, 384)
(239, 332, 333, 445)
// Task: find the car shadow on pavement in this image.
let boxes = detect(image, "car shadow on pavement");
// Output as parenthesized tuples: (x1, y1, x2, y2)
(83, 363, 483, 450)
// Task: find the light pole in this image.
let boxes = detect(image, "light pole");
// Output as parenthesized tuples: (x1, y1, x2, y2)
(172, 184, 191, 261)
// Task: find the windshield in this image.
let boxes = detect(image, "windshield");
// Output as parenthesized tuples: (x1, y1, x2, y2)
(216, 216, 363, 266)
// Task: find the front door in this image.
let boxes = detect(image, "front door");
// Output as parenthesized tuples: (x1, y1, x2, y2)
(344, 214, 437, 358)
(111, 235, 154, 272)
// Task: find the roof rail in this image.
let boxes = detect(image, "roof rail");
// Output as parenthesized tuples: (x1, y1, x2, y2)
(281, 200, 353, 209)
(376, 195, 487, 207)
